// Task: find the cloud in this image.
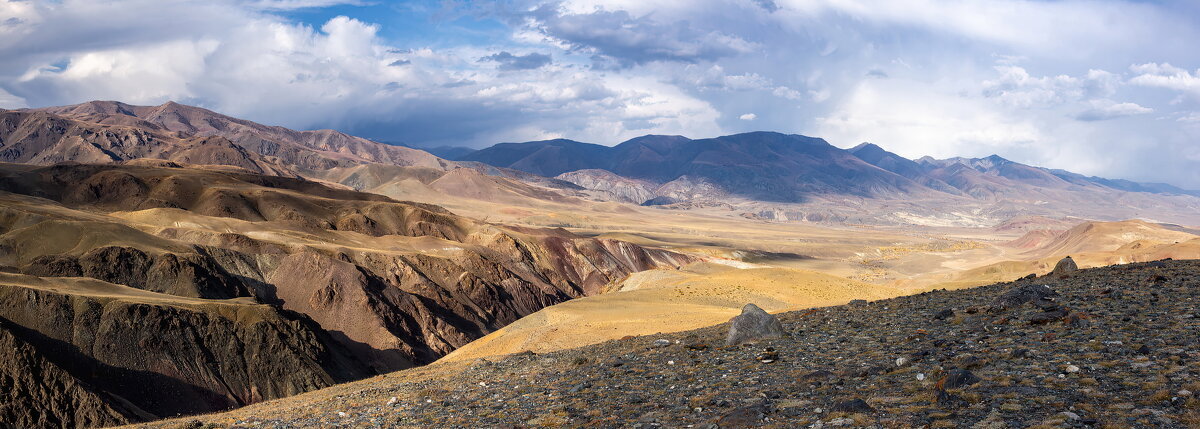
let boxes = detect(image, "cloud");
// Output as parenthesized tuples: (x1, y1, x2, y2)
(479, 51, 552, 70)
(739, 113, 756, 121)
(0, 6, 721, 146)
(1129, 62, 1200, 96)
(523, 4, 756, 68)
(980, 65, 1117, 108)
(3, 0, 1200, 187)
(817, 78, 1045, 161)
(246, 0, 369, 11)
(1075, 100, 1153, 121)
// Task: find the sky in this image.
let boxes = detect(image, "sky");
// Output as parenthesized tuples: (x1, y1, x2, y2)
(2, 0, 1200, 187)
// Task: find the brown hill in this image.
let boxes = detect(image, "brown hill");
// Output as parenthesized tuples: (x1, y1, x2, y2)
(1024, 219, 1198, 259)
(34, 101, 446, 171)
(0, 109, 293, 176)
(0, 162, 691, 424)
(132, 260, 1200, 428)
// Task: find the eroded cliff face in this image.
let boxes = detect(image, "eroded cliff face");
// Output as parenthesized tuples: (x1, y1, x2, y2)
(0, 319, 141, 429)
(0, 163, 693, 424)
(0, 274, 370, 425)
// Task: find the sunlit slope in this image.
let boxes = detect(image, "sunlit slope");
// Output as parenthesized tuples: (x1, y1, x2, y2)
(909, 220, 1200, 290)
(440, 264, 899, 361)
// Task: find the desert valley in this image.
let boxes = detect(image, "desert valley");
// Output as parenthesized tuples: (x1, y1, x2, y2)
(0, 100, 1198, 427)
(4, 1, 1200, 427)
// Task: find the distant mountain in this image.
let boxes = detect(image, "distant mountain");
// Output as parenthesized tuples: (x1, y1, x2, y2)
(31, 100, 447, 171)
(6, 101, 1199, 225)
(0, 108, 295, 176)
(465, 132, 928, 202)
(464, 133, 1200, 225)
(848, 143, 962, 194)
(420, 145, 477, 160)
(458, 138, 612, 177)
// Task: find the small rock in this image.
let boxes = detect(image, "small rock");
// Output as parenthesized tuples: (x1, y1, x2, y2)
(1137, 344, 1151, 355)
(992, 284, 1058, 311)
(895, 357, 911, 367)
(176, 420, 204, 429)
(941, 369, 981, 389)
(685, 343, 709, 351)
(802, 369, 835, 381)
(916, 373, 926, 381)
(848, 299, 868, 307)
(387, 397, 398, 406)
(1028, 308, 1069, 325)
(1061, 411, 1081, 421)
(1178, 389, 1193, 397)
(569, 382, 591, 393)
(757, 348, 779, 363)
(651, 339, 672, 348)
(933, 308, 955, 320)
(954, 354, 986, 369)
(936, 390, 968, 408)
(831, 398, 874, 413)
(827, 417, 855, 426)
(725, 303, 786, 345)
(715, 402, 767, 426)
(1065, 365, 1081, 373)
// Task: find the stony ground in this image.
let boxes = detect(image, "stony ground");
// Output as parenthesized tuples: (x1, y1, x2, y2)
(136, 259, 1200, 428)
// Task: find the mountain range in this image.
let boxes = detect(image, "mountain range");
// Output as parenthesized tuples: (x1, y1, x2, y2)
(455, 134, 1200, 225)
(6, 100, 1198, 226)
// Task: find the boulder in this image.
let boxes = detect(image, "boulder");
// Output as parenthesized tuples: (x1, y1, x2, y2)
(1051, 256, 1078, 276)
(725, 304, 786, 345)
(991, 284, 1058, 312)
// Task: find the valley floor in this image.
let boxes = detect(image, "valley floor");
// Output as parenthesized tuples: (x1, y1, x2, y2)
(133, 260, 1200, 428)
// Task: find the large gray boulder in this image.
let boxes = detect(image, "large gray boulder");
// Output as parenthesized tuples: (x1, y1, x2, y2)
(725, 304, 786, 345)
(1051, 256, 1078, 276)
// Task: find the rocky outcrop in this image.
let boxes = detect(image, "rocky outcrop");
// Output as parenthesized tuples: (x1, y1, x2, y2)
(725, 303, 786, 345)
(0, 274, 370, 420)
(0, 319, 142, 429)
(556, 169, 657, 204)
(22, 246, 251, 299)
(1052, 255, 1078, 276)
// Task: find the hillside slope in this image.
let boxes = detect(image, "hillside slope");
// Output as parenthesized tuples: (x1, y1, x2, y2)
(0, 162, 691, 424)
(134, 260, 1200, 428)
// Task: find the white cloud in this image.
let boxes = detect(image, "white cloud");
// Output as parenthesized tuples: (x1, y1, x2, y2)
(816, 78, 1045, 159)
(0, 87, 25, 108)
(1129, 62, 1200, 96)
(0, 4, 724, 146)
(1075, 100, 1153, 121)
(980, 65, 1118, 108)
(246, 0, 369, 11)
(739, 113, 756, 121)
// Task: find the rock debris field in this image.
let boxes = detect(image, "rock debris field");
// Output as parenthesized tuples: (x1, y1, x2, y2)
(138, 259, 1200, 428)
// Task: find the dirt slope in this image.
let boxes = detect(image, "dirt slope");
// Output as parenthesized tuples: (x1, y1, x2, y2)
(132, 260, 1200, 428)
